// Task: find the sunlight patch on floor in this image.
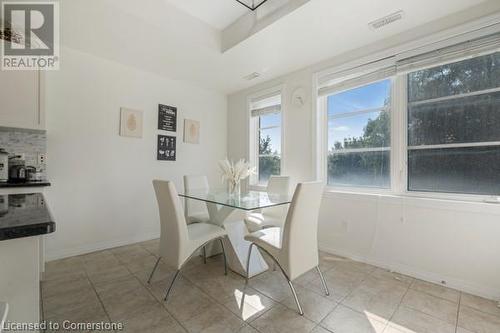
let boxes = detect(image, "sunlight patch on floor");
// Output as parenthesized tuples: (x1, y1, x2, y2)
(232, 289, 267, 320)
(364, 311, 393, 333)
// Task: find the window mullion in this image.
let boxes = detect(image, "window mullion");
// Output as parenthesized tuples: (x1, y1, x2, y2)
(393, 74, 408, 194)
(332, 147, 390, 154)
(329, 106, 390, 119)
(320, 96, 328, 184)
(398, 74, 409, 193)
(390, 76, 398, 194)
(408, 141, 500, 150)
(408, 86, 500, 107)
(258, 125, 281, 131)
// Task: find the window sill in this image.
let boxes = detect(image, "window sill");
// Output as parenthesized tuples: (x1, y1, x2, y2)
(323, 187, 500, 205)
(324, 186, 393, 196)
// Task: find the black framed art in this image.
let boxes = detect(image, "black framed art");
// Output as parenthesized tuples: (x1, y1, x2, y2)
(158, 104, 177, 132)
(157, 135, 176, 161)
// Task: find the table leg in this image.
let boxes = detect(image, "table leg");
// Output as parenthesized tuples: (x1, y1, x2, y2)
(206, 204, 269, 277)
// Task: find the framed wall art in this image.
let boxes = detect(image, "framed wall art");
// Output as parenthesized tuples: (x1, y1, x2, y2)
(157, 135, 176, 161)
(183, 119, 200, 144)
(158, 104, 177, 132)
(119, 108, 143, 138)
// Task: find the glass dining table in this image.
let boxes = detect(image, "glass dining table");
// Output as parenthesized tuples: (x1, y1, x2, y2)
(180, 189, 292, 277)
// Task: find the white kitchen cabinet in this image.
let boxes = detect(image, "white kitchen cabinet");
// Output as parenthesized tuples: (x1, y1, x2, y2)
(0, 187, 50, 280)
(0, 42, 45, 130)
(0, 237, 41, 332)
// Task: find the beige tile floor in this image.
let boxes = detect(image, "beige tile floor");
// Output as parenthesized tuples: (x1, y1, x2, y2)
(41, 239, 500, 333)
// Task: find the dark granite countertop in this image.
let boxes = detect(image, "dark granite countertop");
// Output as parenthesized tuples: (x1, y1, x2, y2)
(0, 181, 51, 188)
(0, 193, 55, 241)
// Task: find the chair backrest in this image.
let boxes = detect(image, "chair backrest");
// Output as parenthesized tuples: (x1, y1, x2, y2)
(183, 175, 209, 222)
(267, 176, 290, 195)
(281, 181, 324, 280)
(264, 175, 290, 218)
(153, 180, 189, 269)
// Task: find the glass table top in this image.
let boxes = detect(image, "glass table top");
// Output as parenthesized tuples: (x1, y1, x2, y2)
(179, 189, 292, 211)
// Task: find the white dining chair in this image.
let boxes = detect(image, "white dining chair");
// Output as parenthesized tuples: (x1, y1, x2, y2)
(244, 181, 329, 316)
(244, 175, 290, 232)
(0, 302, 7, 333)
(184, 175, 213, 263)
(149, 180, 228, 301)
(183, 175, 211, 224)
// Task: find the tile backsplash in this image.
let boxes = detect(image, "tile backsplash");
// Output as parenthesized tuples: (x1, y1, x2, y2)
(0, 127, 47, 179)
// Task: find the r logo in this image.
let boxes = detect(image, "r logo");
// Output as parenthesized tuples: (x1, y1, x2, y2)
(4, 3, 54, 55)
(1, 1, 59, 70)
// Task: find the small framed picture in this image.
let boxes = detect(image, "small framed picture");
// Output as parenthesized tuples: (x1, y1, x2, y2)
(157, 135, 176, 161)
(183, 119, 200, 144)
(120, 108, 143, 138)
(158, 104, 177, 132)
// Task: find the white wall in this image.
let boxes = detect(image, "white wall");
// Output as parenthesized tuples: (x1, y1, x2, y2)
(44, 46, 227, 260)
(227, 16, 500, 299)
(319, 192, 500, 300)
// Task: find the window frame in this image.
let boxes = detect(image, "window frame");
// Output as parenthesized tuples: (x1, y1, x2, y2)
(316, 50, 500, 202)
(247, 85, 285, 189)
(320, 76, 396, 194)
(403, 56, 500, 199)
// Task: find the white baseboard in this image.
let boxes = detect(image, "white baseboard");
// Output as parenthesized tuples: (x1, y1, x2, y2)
(45, 232, 160, 262)
(319, 243, 500, 302)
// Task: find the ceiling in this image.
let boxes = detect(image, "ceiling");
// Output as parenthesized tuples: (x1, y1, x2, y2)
(163, 0, 248, 30)
(61, 0, 500, 95)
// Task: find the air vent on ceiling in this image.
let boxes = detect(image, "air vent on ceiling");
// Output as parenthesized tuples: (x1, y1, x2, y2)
(243, 72, 261, 81)
(369, 10, 404, 30)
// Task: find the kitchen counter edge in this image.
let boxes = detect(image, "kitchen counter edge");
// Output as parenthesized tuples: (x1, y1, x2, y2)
(0, 182, 51, 188)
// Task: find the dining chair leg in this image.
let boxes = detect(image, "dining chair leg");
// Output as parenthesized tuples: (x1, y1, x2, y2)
(164, 269, 181, 302)
(219, 238, 228, 275)
(252, 244, 304, 316)
(203, 246, 207, 264)
(316, 266, 330, 296)
(147, 257, 161, 284)
(245, 243, 255, 284)
(287, 280, 304, 316)
(162, 238, 223, 302)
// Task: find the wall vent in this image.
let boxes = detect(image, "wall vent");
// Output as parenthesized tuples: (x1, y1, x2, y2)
(369, 10, 404, 30)
(243, 72, 261, 81)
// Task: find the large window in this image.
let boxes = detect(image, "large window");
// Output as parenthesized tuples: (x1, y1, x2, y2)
(249, 92, 282, 185)
(318, 32, 500, 198)
(407, 52, 500, 195)
(327, 79, 391, 188)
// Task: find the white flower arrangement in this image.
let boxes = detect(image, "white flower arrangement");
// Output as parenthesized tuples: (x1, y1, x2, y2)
(218, 158, 256, 194)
